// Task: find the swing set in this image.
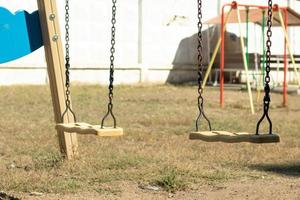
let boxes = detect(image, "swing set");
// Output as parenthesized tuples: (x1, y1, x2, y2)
(203, 1, 300, 109)
(0, 0, 279, 159)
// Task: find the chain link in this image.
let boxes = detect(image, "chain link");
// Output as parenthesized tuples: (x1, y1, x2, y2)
(101, 0, 117, 128)
(61, 0, 77, 122)
(256, 0, 273, 135)
(195, 0, 211, 131)
(265, 0, 272, 95)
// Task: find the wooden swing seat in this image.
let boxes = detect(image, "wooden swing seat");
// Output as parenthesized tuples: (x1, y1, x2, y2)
(56, 123, 123, 137)
(189, 131, 280, 143)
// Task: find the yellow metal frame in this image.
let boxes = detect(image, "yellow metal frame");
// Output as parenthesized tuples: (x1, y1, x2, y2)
(278, 10, 300, 87)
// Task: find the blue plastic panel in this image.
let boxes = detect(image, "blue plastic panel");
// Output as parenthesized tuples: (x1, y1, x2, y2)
(0, 7, 43, 64)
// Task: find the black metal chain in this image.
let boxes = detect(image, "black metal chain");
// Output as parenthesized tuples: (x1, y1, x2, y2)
(256, 0, 273, 135)
(61, 0, 77, 122)
(101, 0, 117, 128)
(195, 0, 211, 131)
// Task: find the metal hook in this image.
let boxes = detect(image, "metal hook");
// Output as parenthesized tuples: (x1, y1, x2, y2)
(195, 96, 212, 132)
(61, 104, 77, 123)
(256, 102, 272, 135)
(101, 104, 117, 129)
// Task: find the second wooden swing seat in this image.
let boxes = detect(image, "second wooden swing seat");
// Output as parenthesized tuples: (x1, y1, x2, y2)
(190, 1, 280, 144)
(56, 123, 123, 137)
(189, 131, 280, 143)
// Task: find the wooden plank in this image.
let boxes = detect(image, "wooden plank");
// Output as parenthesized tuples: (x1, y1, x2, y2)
(189, 131, 280, 143)
(56, 123, 124, 137)
(37, 0, 78, 159)
(248, 134, 280, 144)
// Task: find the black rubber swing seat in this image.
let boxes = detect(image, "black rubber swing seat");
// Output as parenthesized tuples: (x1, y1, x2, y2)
(56, 123, 123, 137)
(189, 131, 280, 143)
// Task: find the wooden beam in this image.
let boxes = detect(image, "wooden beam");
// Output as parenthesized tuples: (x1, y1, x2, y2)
(37, 0, 78, 159)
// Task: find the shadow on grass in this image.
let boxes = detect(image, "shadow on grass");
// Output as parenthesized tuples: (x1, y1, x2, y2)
(0, 191, 20, 200)
(250, 163, 300, 177)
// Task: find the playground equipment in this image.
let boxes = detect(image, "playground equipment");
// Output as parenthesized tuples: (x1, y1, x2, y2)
(190, 0, 280, 143)
(55, 0, 124, 137)
(0, 0, 281, 158)
(203, 1, 300, 108)
(0, 0, 122, 159)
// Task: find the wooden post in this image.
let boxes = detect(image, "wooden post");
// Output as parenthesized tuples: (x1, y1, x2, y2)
(37, 0, 78, 159)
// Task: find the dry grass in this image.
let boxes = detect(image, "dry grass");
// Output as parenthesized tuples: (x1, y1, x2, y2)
(0, 84, 299, 195)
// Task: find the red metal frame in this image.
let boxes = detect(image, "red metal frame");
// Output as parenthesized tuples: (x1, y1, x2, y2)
(219, 1, 288, 107)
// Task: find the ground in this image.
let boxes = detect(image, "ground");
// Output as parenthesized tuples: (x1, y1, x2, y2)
(0, 84, 299, 200)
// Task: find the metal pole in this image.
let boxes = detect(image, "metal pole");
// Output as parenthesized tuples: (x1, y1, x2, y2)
(283, 8, 288, 106)
(278, 9, 300, 87)
(138, 0, 146, 82)
(237, 6, 255, 114)
(138, 0, 143, 64)
(203, 9, 233, 90)
(220, 5, 225, 107)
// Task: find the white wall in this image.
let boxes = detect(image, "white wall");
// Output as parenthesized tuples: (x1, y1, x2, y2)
(0, 0, 299, 85)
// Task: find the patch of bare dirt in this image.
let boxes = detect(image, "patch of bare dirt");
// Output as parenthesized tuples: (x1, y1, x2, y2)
(18, 178, 300, 200)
